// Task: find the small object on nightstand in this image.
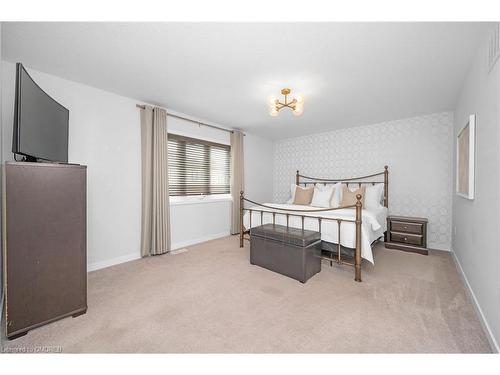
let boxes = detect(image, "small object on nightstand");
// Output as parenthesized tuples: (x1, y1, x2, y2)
(385, 215, 428, 255)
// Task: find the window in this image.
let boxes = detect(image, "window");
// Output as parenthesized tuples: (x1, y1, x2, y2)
(167, 134, 231, 196)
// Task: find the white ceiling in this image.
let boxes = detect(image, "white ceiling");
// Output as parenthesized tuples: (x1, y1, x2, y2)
(2, 22, 492, 140)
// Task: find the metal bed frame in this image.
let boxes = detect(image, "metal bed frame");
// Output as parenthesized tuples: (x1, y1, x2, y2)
(239, 166, 389, 282)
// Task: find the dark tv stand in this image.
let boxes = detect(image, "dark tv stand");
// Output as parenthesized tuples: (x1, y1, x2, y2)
(3, 161, 87, 339)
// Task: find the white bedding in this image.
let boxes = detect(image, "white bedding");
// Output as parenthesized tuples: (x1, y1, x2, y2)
(243, 204, 387, 264)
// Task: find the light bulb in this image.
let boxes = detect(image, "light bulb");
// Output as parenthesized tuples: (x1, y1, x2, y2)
(292, 104, 303, 116)
(267, 96, 278, 105)
(269, 107, 279, 117)
(295, 94, 304, 103)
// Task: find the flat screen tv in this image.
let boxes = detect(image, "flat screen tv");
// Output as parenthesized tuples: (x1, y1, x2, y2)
(12, 63, 69, 163)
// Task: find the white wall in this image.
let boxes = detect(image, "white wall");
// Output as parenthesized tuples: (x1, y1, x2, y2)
(1, 61, 274, 271)
(452, 26, 500, 352)
(273, 112, 454, 251)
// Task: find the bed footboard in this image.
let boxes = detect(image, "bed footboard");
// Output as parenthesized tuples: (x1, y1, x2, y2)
(239, 191, 363, 282)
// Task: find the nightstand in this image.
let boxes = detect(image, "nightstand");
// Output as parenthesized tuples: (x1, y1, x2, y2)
(385, 216, 428, 255)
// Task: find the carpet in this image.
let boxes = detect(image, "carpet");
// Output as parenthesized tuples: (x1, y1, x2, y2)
(0, 236, 491, 353)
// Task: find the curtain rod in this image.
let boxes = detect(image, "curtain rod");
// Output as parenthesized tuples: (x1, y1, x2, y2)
(136, 104, 241, 135)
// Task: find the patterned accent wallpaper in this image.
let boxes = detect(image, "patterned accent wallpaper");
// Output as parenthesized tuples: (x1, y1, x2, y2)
(273, 112, 454, 250)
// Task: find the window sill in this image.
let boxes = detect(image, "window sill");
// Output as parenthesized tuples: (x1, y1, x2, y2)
(169, 194, 233, 206)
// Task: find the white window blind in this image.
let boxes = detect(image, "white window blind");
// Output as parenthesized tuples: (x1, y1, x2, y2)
(167, 134, 231, 196)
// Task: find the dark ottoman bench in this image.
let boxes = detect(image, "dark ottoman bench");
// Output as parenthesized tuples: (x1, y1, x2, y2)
(250, 224, 322, 283)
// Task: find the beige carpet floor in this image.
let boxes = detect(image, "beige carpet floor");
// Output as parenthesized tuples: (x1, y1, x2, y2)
(1, 236, 492, 353)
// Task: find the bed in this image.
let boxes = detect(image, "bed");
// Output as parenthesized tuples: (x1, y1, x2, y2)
(243, 204, 387, 264)
(239, 166, 389, 282)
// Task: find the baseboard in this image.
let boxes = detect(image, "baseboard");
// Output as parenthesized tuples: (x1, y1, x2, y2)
(0, 290, 4, 330)
(428, 242, 451, 252)
(87, 232, 231, 272)
(171, 231, 230, 251)
(0, 292, 5, 343)
(451, 249, 499, 353)
(87, 252, 141, 272)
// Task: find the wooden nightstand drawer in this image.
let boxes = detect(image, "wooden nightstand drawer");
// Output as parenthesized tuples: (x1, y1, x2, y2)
(389, 232, 423, 246)
(390, 221, 422, 235)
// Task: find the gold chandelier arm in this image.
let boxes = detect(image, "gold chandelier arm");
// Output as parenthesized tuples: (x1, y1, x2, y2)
(270, 88, 301, 114)
(276, 99, 297, 110)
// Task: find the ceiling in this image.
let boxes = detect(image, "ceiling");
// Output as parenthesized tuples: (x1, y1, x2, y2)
(1, 22, 492, 140)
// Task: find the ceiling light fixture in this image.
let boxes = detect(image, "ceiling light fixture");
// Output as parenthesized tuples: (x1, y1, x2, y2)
(268, 88, 304, 117)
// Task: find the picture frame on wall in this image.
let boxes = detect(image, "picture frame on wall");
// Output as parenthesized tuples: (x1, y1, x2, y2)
(456, 114, 475, 200)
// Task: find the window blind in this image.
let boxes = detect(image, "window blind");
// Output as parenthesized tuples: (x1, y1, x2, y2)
(167, 133, 231, 196)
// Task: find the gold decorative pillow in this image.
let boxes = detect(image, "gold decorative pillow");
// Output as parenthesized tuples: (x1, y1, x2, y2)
(340, 185, 365, 207)
(293, 186, 314, 205)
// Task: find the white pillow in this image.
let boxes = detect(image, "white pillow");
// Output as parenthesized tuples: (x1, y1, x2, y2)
(310, 185, 335, 208)
(330, 182, 342, 208)
(286, 183, 299, 204)
(364, 183, 384, 210)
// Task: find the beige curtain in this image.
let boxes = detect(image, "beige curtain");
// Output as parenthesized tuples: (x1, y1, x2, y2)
(230, 130, 244, 234)
(140, 105, 171, 256)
